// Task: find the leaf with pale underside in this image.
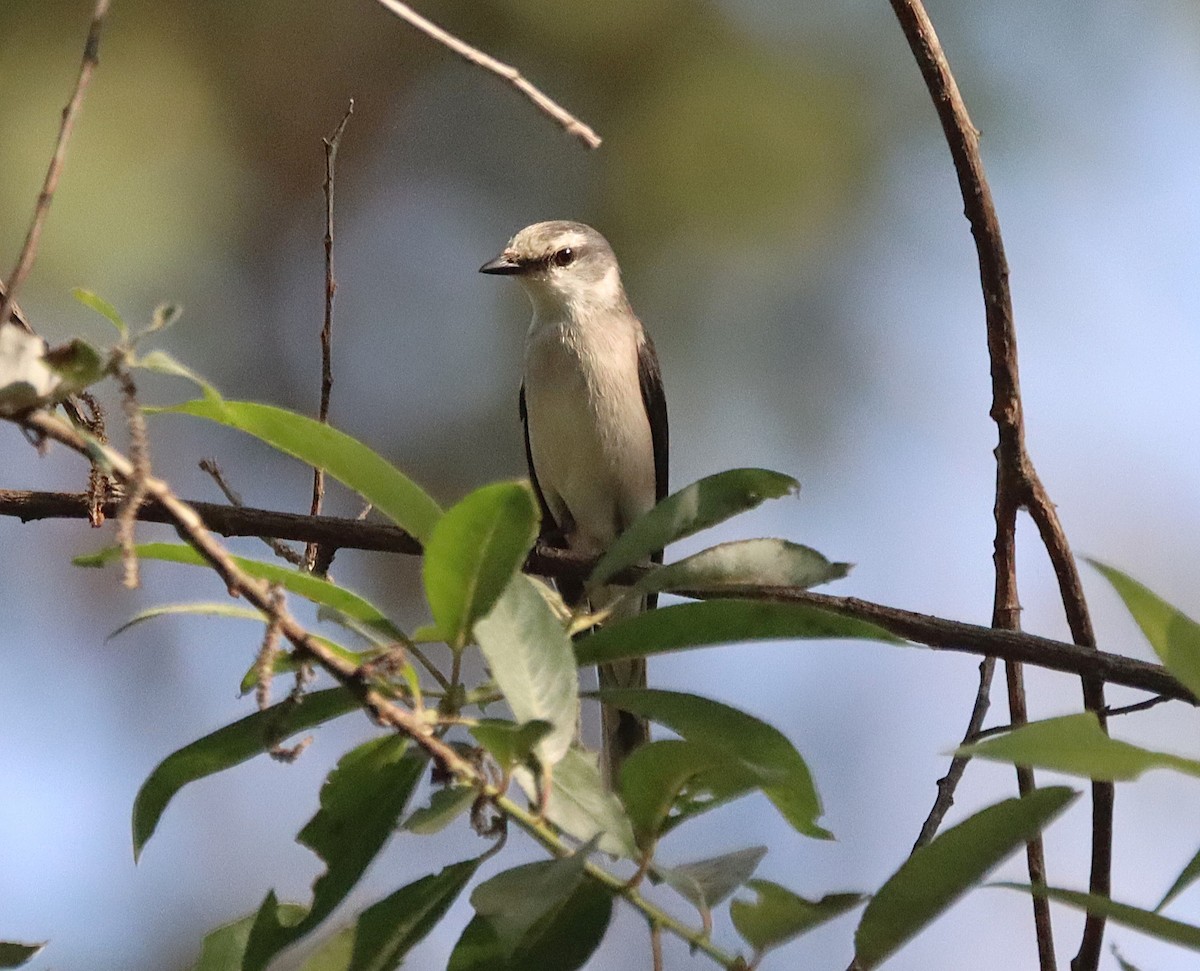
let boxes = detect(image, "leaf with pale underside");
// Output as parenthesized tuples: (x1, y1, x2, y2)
(631, 539, 850, 599)
(589, 468, 799, 587)
(655, 846, 768, 912)
(515, 746, 637, 859)
(474, 575, 576, 768)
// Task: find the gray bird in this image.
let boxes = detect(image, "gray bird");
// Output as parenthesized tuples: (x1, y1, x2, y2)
(480, 220, 668, 783)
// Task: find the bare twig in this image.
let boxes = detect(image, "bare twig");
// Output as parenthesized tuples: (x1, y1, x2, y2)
(0, 0, 112, 330)
(913, 657, 995, 850)
(305, 100, 354, 574)
(114, 367, 149, 589)
(372, 0, 601, 149)
(200, 458, 305, 566)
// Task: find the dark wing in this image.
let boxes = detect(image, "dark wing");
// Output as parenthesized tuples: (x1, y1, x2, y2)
(637, 332, 669, 570)
(519, 382, 558, 538)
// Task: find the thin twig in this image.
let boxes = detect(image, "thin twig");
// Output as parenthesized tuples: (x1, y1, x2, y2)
(913, 657, 995, 850)
(372, 0, 601, 149)
(0, 0, 112, 330)
(199, 458, 305, 566)
(306, 100, 354, 574)
(114, 367, 149, 589)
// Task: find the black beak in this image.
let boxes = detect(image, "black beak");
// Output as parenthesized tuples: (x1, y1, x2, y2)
(479, 253, 523, 275)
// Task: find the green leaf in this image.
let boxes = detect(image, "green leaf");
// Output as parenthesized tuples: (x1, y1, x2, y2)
(656, 846, 767, 911)
(450, 854, 612, 971)
(1091, 560, 1200, 700)
(149, 302, 183, 332)
(344, 857, 483, 971)
(997, 883, 1200, 951)
(472, 719, 554, 770)
(633, 539, 850, 599)
(403, 785, 478, 835)
(78, 543, 407, 642)
(73, 287, 127, 337)
(1159, 845, 1200, 912)
(156, 399, 443, 542)
(619, 740, 725, 846)
(133, 349, 217, 398)
(0, 942, 46, 969)
(469, 850, 593, 957)
(854, 787, 1078, 968)
(662, 762, 764, 836)
(243, 738, 426, 971)
(960, 712, 1200, 782)
(42, 338, 106, 394)
(595, 688, 831, 839)
(576, 599, 901, 667)
(193, 907, 307, 971)
(589, 468, 799, 587)
(475, 575, 577, 768)
(515, 746, 637, 859)
(423, 482, 539, 648)
(298, 926, 354, 970)
(731, 881, 864, 955)
(133, 687, 359, 859)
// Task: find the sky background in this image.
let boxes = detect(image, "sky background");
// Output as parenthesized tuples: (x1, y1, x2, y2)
(2, 1, 1199, 969)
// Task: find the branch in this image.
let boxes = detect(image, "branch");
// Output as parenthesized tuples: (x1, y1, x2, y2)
(888, 3, 1110, 965)
(306, 100, 354, 574)
(0, 488, 1191, 705)
(372, 0, 601, 149)
(0, 0, 111, 330)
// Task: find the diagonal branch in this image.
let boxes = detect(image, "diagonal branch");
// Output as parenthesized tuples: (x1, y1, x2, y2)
(372, 0, 601, 149)
(1, 0, 112, 331)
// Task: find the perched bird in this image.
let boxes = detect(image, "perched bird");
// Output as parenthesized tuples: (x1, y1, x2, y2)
(480, 220, 668, 782)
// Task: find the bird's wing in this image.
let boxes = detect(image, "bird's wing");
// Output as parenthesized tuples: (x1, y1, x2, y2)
(519, 382, 557, 536)
(637, 333, 669, 555)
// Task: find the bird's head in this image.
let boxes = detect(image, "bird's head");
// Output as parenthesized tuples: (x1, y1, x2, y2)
(480, 220, 628, 318)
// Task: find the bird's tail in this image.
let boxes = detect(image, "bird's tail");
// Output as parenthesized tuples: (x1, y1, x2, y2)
(596, 589, 652, 786)
(599, 656, 648, 787)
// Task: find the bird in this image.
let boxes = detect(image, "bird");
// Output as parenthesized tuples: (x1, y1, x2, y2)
(480, 220, 668, 784)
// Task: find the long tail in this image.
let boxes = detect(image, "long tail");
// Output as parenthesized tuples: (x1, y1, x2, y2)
(597, 590, 653, 786)
(599, 656, 648, 787)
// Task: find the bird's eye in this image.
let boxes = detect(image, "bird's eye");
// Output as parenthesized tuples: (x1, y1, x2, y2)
(551, 247, 575, 267)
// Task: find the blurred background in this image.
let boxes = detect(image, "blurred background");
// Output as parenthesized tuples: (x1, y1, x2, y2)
(2, 0, 1199, 968)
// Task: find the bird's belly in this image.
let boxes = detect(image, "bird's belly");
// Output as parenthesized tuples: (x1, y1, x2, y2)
(525, 372, 654, 556)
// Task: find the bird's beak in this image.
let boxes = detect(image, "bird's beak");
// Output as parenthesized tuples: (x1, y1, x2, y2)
(479, 252, 523, 275)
